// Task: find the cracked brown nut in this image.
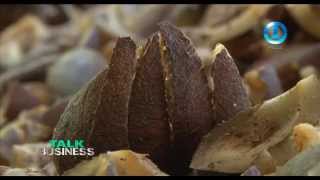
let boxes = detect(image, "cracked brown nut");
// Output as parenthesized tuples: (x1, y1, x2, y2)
(53, 22, 253, 175)
(207, 43, 250, 123)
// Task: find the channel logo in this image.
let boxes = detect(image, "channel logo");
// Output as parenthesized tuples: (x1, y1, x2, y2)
(41, 139, 95, 157)
(263, 21, 288, 45)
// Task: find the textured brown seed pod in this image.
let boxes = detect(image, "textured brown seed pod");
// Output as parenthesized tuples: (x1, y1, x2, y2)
(53, 22, 253, 175)
(128, 34, 171, 173)
(208, 44, 250, 123)
(159, 22, 214, 175)
(53, 37, 137, 174)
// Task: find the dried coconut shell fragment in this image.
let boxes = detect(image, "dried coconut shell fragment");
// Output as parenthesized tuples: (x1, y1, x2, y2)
(53, 37, 137, 174)
(191, 74, 320, 173)
(159, 22, 213, 174)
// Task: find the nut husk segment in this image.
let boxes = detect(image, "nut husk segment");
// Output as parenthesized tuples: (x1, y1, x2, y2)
(159, 22, 214, 174)
(53, 37, 137, 174)
(210, 44, 250, 123)
(128, 34, 170, 172)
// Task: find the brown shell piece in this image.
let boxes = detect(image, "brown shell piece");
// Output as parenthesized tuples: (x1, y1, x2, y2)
(52, 37, 137, 174)
(210, 44, 250, 123)
(128, 34, 170, 173)
(159, 22, 213, 174)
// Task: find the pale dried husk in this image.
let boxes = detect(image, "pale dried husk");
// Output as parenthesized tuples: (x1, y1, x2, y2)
(191, 74, 320, 173)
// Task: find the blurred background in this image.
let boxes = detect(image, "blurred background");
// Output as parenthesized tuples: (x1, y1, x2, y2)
(0, 4, 319, 176)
